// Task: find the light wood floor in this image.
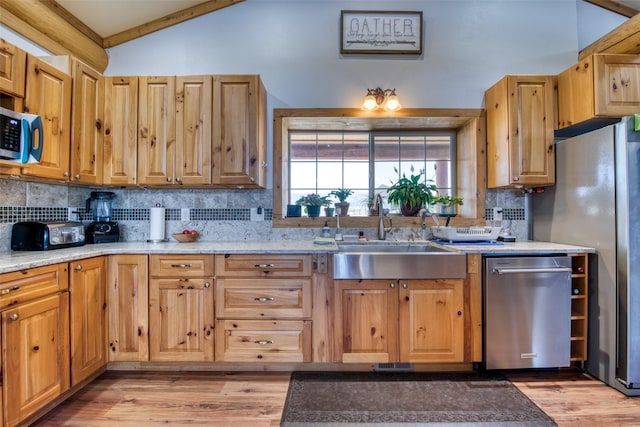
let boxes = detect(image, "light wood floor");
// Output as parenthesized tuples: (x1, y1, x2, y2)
(32, 369, 640, 426)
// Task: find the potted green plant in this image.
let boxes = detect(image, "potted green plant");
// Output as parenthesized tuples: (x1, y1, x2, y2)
(386, 166, 437, 216)
(433, 194, 464, 216)
(295, 193, 331, 218)
(329, 188, 353, 216)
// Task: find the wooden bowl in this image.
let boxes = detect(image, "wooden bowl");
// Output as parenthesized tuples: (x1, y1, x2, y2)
(171, 232, 199, 242)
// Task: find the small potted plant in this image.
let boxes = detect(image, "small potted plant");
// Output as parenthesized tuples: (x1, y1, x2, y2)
(295, 193, 331, 218)
(386, 166, 437, 216)
(433, 194, 464, 216)
(329, 188, 353, 216)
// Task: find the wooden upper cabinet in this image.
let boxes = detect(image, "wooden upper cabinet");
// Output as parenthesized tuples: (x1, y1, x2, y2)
(70, 58, 104, 184)
(138, 76, 176, 185)
(485, 75, 556, 188)
(558, 54, 640, 130)
(22, 54, 72, 180)
(70, 256, 107, 386)
(212, 75, 267, 188)
(176, 75, 212, 185)
(0, 38, 26, 97)
(104, 76, 138, 185)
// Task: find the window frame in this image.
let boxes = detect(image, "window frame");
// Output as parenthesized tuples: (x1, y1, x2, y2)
(273, 108, 486, 229)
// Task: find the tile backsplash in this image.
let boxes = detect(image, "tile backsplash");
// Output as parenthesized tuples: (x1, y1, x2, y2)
(0, 179, 528, 252)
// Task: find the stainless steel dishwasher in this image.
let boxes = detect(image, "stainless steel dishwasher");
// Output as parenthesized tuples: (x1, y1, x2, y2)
(484, 256, 572, 370)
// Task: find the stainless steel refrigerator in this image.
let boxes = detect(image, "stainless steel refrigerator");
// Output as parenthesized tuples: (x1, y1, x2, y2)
(532, 117, 640, 396)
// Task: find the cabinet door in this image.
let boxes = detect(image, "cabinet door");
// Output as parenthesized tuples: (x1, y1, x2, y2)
(70, 58, 104, 184)
(138, 76, 176, 185)
(70, 257, 107, 386)
(22, 55, 72, 180)
(212, 75, 266, 187)
(0, 38, 26, 97)
(176, 75, 211, 185)
(506, 76, 556, 187)
(399, 279, 465, 363)
(149, 278, 214, 361)
(595, 54, 640, 116)
(107, 254, 148, 362)
(333, 280, 398, 363)
(104, 76, 138, 185)
(2, 292, 70, 426)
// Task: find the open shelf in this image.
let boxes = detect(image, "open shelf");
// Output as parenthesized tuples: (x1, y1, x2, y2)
(569, 253, 588, 364)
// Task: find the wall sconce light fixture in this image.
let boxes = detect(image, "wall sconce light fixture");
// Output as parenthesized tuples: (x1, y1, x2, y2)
(362, 87, 402, 112)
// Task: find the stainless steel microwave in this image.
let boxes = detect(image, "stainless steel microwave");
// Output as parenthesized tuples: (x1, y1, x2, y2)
(0, 106, 43, 163)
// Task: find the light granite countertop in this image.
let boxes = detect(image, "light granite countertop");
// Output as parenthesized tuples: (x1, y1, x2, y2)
(0, 239, 594, 274)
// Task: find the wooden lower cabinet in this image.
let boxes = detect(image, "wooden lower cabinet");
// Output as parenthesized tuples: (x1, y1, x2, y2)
(70, 257, 107, 386)
(149, 278, 214, 361)
(334, 279, 465, 364)
(215, 319, 311, 362)
(2, 292, 70, 426)
(107, 254, 149, 362)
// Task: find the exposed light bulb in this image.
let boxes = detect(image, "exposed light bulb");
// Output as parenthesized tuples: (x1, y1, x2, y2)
(362, 95, 379, 111)
(384, 95, 401, 111)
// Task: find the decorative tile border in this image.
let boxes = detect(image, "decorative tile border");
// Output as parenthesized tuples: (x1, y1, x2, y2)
(485, 208, 525, 221)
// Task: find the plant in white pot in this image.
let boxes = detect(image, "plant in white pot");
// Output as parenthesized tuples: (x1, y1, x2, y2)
(433, 194, 464, 216)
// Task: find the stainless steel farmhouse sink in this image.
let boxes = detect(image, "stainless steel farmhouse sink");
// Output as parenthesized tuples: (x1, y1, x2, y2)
(333, 242, 466, 279)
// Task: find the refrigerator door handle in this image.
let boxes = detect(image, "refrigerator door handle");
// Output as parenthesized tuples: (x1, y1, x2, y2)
(494, 267, 573, 274)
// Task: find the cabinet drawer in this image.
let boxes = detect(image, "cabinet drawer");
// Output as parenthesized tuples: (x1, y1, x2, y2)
(150, 254, 214, 277)
(215, 319, 311, 362)
(215, 254, 312, 277)
(0, 263, 68, 310)
(215, 278, 311, 319)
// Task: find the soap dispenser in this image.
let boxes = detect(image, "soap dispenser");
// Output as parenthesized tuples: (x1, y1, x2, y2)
(321, 221, 331, 238)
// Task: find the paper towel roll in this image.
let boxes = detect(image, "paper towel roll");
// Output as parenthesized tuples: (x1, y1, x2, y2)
(149, 206, 166, 242)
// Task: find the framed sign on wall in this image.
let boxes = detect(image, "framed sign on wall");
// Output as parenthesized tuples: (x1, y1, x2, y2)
(340, 10, 423, 55)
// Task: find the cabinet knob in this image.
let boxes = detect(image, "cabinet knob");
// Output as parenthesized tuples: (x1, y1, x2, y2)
(390, 282, 396, 288)
(166, 177, 172, 182)
(74, 174, 80, 179)
(63, 171, 70, 177)
(175, 177, 181, 183)
(402, 283, 408, 289)
(513, 176, 520, 181)
(249, 176, 255, 183)
(75, 265, 82, 271)
(204, 282, 211, 288)
(9, 313, 19, 321)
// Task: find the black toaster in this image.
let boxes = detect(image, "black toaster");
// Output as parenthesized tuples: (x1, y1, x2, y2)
(11, 221, 86, 251)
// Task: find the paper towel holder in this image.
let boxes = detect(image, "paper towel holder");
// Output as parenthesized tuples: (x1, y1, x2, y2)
(147, 203, 169, 243)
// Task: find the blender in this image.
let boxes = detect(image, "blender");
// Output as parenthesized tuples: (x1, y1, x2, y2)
(85, 191, 119, 243)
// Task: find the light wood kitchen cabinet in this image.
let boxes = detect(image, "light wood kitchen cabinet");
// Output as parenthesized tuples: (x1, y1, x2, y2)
(138, 76, 176, 185)
(485, 75, 556, 188)
(569, 253, 589, 364)
(22, 54, 72, 180)
(557, 54, 640, 132)
(212, 75, 267, 188)
(103, 76, 138, 185)
(107, 254, 149, 362)
(69, 58, 104, 184)
(214, 254, 312, 362)
(69, 257, 107, 386)
(175, 75, 212, 185)
(1, 263, 69, 427)
(334, 279, 465, 364)
(0, 38, 26, 98)
(149, 255, 214, 362)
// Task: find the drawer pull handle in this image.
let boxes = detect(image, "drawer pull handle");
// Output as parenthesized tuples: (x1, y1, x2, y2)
(170, 264, 193, 268)
(254, 264, 275, 268)
(1, 285, 20, 295)
(254, 297, 275, 302)
(254, 340, 274, 345)
(9, 313, 19, 321)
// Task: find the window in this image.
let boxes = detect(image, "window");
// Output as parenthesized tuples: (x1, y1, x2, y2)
(289, 131, 456, 215)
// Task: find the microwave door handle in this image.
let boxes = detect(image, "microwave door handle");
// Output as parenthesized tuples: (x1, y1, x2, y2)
(28, 115, 43, 162)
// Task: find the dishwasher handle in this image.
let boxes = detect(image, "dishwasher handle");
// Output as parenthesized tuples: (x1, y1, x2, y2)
(494, 267, 572, 275)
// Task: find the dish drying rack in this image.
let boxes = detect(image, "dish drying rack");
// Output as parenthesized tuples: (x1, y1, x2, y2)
(431, 226, 502, 242)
